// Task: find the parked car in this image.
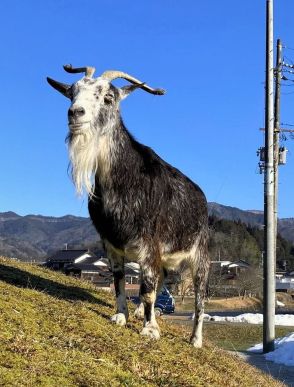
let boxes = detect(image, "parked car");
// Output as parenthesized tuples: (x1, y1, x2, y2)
(129, 286, 175, 316)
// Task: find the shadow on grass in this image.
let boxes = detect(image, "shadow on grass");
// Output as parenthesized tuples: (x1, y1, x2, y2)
(0, 263, 113, 308)
(235, 351, 294, 387)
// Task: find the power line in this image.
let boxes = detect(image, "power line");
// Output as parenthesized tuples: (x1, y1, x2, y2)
(282, 69, 294, 75)
(283, 45, 294, 51)
(283, 55, 294, 65)
(283, 61, 294, 69)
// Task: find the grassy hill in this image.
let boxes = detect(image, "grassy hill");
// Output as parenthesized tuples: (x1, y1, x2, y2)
(0, 257, 282, 386)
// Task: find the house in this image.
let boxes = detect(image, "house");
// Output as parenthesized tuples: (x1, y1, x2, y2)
(125, 262, 140, 285)
(276, 276, 294, 292)
(64, 255, 113, 287)
(210, 259, 251, 279)
(45, 248, 113, 287)
(226, 260, 251, 277)
(46, 249, 94, 271)
(46, 249, 140, 289)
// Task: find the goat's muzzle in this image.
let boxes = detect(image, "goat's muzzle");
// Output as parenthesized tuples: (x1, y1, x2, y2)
(68, 106, 90, 133)
(68, 106, 86, 119)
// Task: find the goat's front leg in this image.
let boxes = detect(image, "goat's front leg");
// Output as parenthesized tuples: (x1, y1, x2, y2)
(134, 268, 166, 320)
(108, 253, 128, 326)
(139, 265, 160, 340)
(190, 254, 209, 348)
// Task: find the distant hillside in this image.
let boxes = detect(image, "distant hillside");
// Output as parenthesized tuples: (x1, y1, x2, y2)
(0, 211, 99, 260)
(0, 257, 279, 386)
(279, 218, 294, 243)
(0, 203, 293, 260)
(208, 216, 294, 268)
(208, 203, 294, 243)
(208, 203, 264, 227)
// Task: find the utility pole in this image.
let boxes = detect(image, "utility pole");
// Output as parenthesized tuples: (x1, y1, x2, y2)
(273, 39, 282, 263)
(263, 0, 275, 353)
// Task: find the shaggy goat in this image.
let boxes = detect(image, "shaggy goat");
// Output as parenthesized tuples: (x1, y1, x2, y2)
(47, 65, 209, 347)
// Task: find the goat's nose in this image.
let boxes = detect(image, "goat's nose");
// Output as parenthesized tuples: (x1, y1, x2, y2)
(68, 106, 86, 118)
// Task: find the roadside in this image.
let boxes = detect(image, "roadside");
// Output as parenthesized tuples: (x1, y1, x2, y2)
(175, 295, 262, 313)
(175, 294, 294, 314)
(162, 316, 294, 386)
(232, 351, 294, 387)
(162, 316, 294, 351)
(163, 295, 294, 386)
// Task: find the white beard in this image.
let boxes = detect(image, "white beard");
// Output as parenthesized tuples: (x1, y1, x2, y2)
(67, 126, 99, 196)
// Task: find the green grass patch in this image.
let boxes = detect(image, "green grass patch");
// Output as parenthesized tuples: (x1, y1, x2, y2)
(175, 296, 262, 313)
(0, 257, 284, 386)
(205, 323, 293, 351)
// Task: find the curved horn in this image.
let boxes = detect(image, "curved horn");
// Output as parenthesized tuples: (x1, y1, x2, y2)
(100, 70, 165, 95)
(47, 77, 71, 98)
(63, 64, 95, 78)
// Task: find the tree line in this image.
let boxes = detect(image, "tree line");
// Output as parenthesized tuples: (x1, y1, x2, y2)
(208, 216, 294, 270)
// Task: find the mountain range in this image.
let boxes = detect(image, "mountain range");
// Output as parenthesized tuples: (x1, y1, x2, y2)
(209, 202, 294, 244)
(0, 203, 293, 260)
(0, 212, 98, 260)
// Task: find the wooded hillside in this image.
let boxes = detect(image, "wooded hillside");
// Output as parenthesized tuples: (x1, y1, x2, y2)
(209, 216, 294, 269)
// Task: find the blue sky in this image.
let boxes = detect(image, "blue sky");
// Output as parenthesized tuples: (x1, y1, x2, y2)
(0, 1, 293, 218)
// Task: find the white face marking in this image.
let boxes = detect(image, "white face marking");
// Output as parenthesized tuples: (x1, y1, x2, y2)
(67, 77, 121, 195)
(70, 77, 110, 129)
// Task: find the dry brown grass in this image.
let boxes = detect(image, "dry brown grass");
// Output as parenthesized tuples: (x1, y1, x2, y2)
(0, 257, 283, 386)
(176, 296, 262, 313)
(276, 292, 294, 308)
(206, 296, 262, 310)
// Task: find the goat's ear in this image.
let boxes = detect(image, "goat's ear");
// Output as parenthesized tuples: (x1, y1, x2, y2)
(119, 83, 145, 100)
(47, 77, 71, 98)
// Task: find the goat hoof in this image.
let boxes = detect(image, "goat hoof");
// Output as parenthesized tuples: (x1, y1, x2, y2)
(110, 313, 127, 326)
(134, 304, 144, 320)
(140, 326, 160, 340)
(190, 337, 202, 348)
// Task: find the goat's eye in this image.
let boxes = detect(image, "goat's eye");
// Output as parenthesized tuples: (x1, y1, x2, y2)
(104, 94, 113, 104)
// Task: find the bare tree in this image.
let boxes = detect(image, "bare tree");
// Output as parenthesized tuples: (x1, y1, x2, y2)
(207, 264, 224, 299)
(235, 268, 263, 299)
(176, 262, 194, 303)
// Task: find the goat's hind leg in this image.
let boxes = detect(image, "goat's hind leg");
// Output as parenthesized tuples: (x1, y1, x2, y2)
(190, 253, 210, 348)
(108, 253, 128, 326)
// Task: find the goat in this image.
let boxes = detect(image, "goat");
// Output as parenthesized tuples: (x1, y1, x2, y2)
(47, 65, 210, 347)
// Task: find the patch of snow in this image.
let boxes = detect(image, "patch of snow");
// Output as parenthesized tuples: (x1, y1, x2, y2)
(211, 313, 264, 324)
(190, 313, 211, 321)
(193, 313, 294, 326)
(276, 300, 285, 307)
(248, 342, 263, 353)
(248, 333, 294, 367)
